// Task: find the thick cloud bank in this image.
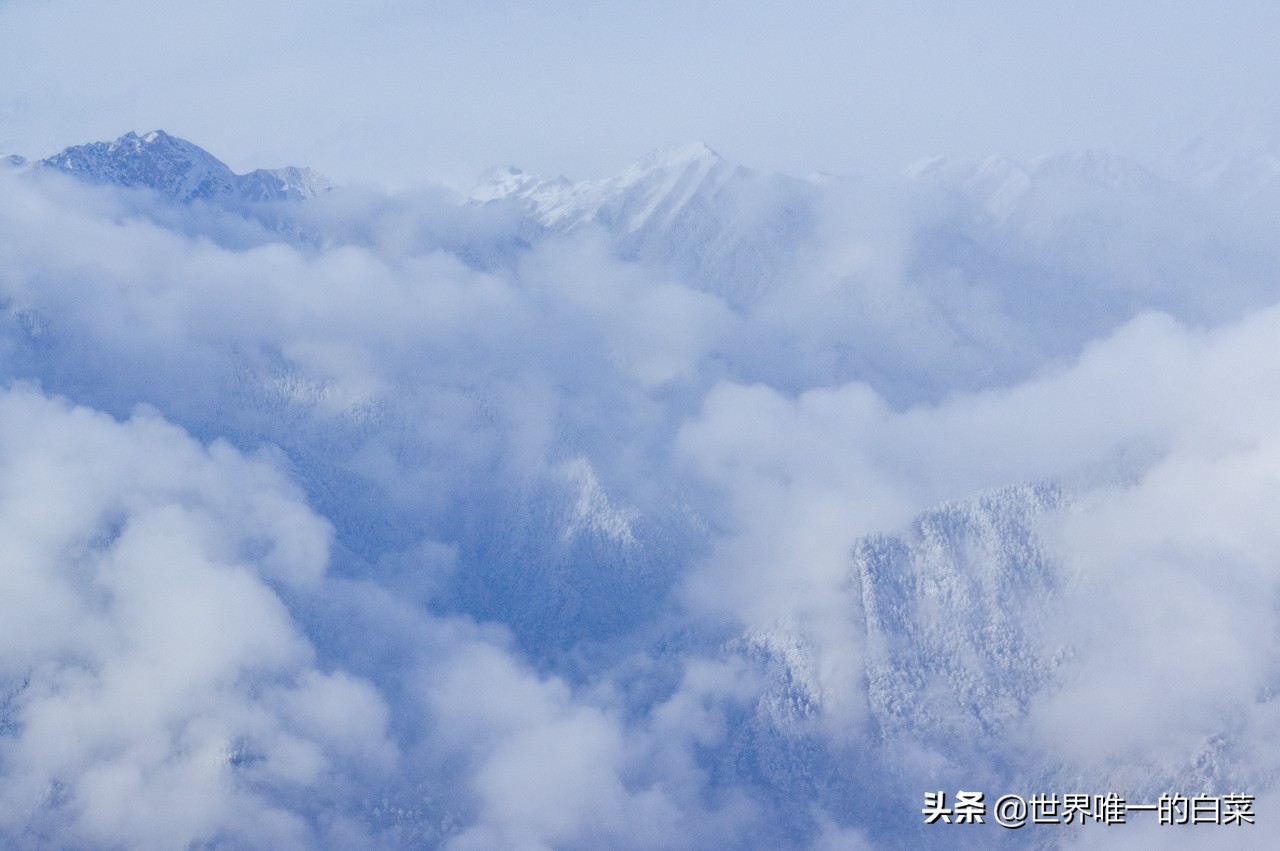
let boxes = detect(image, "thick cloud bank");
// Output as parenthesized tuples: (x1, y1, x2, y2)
(3, 141, 1280, 848)
(0, 387, 393, 850)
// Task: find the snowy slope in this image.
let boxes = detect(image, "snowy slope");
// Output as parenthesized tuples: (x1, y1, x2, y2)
(474, 142, 736, 232)
(906, 149, 1172, 222)
(473, 143, 819, 304)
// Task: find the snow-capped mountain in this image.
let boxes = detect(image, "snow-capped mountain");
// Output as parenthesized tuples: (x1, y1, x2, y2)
(906, 149, 1172, 223)
(1031, 148, 1169, 190)
(234, 164, 334, 202)
(473, 143, 820, 304)
(473, 142, 737, 231)
(851, 482, 1067, 744)
(906, 154, 1034, 220)
(37, 130, 332, 203)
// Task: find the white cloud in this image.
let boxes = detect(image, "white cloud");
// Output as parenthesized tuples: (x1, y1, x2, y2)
(0, 387, 393, 849)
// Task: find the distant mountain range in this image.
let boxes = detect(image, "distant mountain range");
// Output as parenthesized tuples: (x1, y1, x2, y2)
(32, 129, 332, 203)
(18, 129, 1280, 216)
(17, 130, 1274, 398)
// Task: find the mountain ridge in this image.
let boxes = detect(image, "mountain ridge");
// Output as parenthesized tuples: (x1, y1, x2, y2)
(471, 142, 818, 305)
(36, 129, 332, 204)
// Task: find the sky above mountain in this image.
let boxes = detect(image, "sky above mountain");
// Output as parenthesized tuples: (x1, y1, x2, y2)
(3, 0, 1280, 187)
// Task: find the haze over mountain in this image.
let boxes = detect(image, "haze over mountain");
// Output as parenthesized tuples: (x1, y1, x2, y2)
(1, 130, 1279, 849)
